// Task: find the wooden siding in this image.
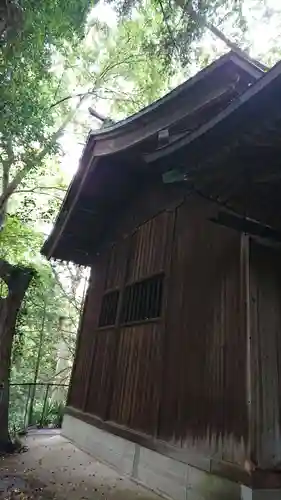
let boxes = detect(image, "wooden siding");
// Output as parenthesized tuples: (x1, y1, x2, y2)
(110, 323, 162, 434)
(249, 241, 281, 468)
(159, 202, 247, 464)
(67, 254, 107, 410)
(68, 194, 251, 467)
(84, 328, 116, 419)
(105, 239, 127, 290)
(127, 211, 170, 283)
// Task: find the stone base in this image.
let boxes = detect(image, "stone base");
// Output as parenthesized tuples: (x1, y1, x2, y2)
(241, 486, 281, 500)
(62, 414, 281, 500)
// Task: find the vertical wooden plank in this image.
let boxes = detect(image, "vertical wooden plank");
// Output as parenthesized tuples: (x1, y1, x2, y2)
(67, 277, 91, 408)
(249, 241, 281, 468)
(106, 236, 131, 420)
(156, 207, 177, 438)
(240, 233, 252, 464)
(157, 197, 248, 463)
(82, 253, 109, 411)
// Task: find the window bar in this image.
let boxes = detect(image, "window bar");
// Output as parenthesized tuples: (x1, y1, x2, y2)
(104, 296, 108, 324)
(106, 295, 110, 325)
(130, 284, 137, 322)
(132, 282, 139, 322)
(109, 293, 114, 324)
(154, 277, 160, 317)
(154, 277, 161, 317)
(99, 290, 120, 327)
(151, 278, 156, 318)
(148, 279, 154, 318)
(145, 279, 151, 320)
(126, 286, 132, 323)
(120, 274, 164, 325)
(138, 281, 144, 321)
(158, 277, 163, 316)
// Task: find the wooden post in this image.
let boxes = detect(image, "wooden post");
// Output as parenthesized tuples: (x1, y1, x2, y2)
(156, 207, 177, 438)
(242, 237, 281, 469)
(248, 240, 281, 468)
(241, 233, 253, 466)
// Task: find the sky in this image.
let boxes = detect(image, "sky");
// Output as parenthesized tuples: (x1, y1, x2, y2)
(59, 0, 281, 183)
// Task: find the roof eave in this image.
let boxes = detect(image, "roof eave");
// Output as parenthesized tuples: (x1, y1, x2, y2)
(145, 60, 281, 167)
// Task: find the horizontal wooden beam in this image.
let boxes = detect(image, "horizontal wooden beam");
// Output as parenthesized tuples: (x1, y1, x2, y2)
(210, 211, 281, 243)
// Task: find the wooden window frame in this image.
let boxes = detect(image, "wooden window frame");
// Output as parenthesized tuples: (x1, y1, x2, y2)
(120, 273, 164, 327)
(98, 289, 120, 328)
(98, 273, 164, 329)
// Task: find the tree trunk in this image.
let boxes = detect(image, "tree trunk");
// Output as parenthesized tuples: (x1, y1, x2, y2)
(1, 159, 10, 222)
(0, 260, 33, 451)
(0, 1, 23, 40)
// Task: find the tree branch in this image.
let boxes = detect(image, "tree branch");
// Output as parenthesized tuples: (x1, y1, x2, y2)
(47, 366, 70, 383)
(13, 186, 67, 201)
(50, 90, 98, 109)
(15, 186, 67, 193)
(175, 0, 267, 71)
(49, 54, 146, 110)
(0, 96, 86, 214)
(0, 50, 149, 216)
(158, 0, 180, 58)
(50, 264, 80, 313)
(1, 140, 14, 219)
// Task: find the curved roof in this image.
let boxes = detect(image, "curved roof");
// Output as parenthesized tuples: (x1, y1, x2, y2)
(42, 51, 265, 264)
(88, 52, 263, 157)
(90, 51, 263, 139)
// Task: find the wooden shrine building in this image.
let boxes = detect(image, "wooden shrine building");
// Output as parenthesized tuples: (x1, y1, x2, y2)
(42, 52, 281, 499)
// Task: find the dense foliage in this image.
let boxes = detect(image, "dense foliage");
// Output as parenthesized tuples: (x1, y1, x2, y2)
(0, 0, 95, 213)
(0, 0, 94, 435)
(1, 0, 281, 434)
(1, 215, 84, 432)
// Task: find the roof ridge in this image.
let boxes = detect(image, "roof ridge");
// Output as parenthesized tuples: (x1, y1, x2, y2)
(90, 51, 262, 140)
(229, 49, 268, 72)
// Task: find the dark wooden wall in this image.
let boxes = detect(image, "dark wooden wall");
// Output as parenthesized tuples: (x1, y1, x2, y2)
(249, 241, 281, 468)
(158, 201, 247, 464)
(68, 189, 249, 466)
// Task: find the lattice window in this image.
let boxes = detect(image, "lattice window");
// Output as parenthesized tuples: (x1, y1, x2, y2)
(98, 290, 119, 327)
(121, 274, 164, 325)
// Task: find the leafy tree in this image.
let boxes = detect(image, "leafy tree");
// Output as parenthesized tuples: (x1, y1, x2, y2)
(103, 0, 275, 70)
(0, 0, 96, 447)
(0, 0, 94, 217)
(1, 215, 86, 436)
(0, 0, 175, 216)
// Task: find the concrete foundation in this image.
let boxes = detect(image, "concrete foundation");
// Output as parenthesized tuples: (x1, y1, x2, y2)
(62, 414, 281, 500)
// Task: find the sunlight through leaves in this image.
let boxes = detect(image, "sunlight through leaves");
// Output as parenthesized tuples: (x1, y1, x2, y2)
(0, 278, 9, 299)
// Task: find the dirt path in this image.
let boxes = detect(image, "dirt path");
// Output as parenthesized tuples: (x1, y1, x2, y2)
(0, 432, 161, 500)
